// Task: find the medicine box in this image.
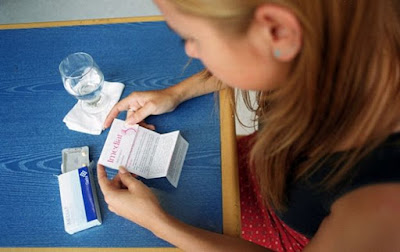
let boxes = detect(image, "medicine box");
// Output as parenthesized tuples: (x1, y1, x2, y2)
(58, 166, 102, 234)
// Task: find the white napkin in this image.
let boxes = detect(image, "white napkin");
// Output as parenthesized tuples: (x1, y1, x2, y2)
(63, 81, 125, 135)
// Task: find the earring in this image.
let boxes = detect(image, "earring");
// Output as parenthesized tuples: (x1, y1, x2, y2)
(273, 49, 281, 58)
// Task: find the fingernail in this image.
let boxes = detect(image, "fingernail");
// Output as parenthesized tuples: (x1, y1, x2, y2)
(119, 166, 127, 174)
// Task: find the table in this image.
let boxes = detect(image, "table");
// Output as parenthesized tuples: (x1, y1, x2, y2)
(0, 17, 240, 251)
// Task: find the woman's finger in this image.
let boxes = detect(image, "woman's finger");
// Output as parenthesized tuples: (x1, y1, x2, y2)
(118, 166, 142, 191)
(126, 104, 155, 125)
(110, 173, 124, 188)
(138, 121, 156, 131)
(97, 164, 112, 193)
(104, 98, 132, 129)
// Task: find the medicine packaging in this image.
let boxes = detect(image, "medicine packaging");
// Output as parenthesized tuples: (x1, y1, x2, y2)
(58, 166, 102, 234)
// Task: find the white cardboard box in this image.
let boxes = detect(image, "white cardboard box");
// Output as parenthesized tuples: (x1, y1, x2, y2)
(98, 119, 189, 187)
(58, 166, 102, 234)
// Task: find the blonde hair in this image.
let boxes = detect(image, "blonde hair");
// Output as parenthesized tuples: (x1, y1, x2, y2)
(170, 0, 400, 210)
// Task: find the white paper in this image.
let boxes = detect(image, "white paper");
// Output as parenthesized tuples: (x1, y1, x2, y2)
(63, 81, 125, 135)
(98, 119, 189, 187)
(167, 134, 189, 187)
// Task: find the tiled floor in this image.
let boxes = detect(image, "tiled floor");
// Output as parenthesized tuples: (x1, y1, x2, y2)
(0, 0, 256, 135)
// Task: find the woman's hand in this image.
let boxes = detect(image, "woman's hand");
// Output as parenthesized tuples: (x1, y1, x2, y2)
(97, 164, 166, 231)
(97, 164, 270, 252)
(103, 71, 224, 130)
(103, 88, 181, 129)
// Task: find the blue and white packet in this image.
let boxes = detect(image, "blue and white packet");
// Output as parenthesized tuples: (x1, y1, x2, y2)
(58, 165, 102, 234)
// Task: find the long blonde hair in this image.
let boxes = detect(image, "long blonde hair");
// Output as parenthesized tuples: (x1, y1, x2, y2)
(170, 0, 400, 210)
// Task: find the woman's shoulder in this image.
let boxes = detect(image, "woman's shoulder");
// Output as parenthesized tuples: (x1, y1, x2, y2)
(306, 183, 400, 251)
(333, 183, 400, 212)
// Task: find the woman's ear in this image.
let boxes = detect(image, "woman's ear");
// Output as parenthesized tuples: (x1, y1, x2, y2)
(247, 4, 302, 62)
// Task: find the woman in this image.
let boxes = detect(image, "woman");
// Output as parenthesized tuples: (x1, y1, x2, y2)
(97, 0, 400, 251)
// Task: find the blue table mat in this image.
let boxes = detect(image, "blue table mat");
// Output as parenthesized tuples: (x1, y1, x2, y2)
(0, 21, 222, 247)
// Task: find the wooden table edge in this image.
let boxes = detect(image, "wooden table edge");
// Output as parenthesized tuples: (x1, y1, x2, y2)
(0, 16, 164, 30)
(0, 17, 241, 251)
(219, 88, 241, 237)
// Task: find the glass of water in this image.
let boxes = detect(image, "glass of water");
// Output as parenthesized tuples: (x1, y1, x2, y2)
(59, 52, 109, 113)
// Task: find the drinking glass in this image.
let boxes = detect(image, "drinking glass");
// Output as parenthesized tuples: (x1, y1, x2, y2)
(59, 52, 109, 113)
